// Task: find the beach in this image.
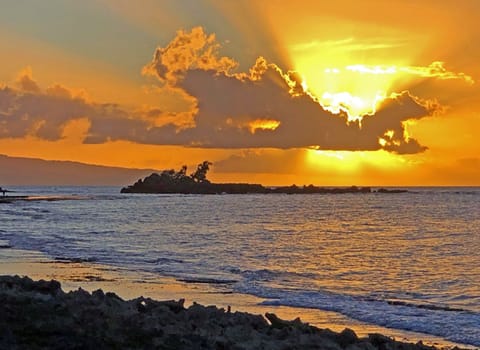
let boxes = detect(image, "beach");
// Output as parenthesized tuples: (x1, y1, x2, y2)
(1, 247, 475, 349)
(1, 187, 479, 348)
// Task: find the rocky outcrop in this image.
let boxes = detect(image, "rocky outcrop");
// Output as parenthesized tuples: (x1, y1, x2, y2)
(0, 275, 451, 350)
(119, 163, 377, 194)
(121, 172, 373, 195)
(375, 188, 409, 193)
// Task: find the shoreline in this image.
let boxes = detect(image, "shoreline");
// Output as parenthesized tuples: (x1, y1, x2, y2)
(0, 274, 474, 350)
(0, 248, 476, 349)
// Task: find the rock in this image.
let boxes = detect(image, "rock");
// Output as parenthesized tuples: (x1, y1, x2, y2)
(265, 312, 306, 330)
(0, 275, 469, 350)
(369, 333, 400, 350)
(162, 298, 186, 313)
(121, 167, 372, 195)
(337, 328, 359, 347)
(91, 288, 105, 300)
(376, 188, 408, 193)
(105, 291, 123, 301)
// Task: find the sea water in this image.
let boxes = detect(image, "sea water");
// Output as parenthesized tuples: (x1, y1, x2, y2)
(1, 186, 479, 346)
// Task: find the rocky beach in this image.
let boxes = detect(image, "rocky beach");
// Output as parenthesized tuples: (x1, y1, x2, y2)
(0, 275, 470, 350)
(1, 187, 478, 348)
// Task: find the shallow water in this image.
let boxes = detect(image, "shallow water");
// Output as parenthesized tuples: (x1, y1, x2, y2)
(1, 186, 479, 346)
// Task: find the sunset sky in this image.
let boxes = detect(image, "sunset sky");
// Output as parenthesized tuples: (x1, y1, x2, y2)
(1, 0, 479, 186)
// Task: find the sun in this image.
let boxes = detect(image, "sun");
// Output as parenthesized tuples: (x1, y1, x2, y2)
(288, 39, 415, 121)
(287, 49, 417, 176)
(298, 64, 403, 121)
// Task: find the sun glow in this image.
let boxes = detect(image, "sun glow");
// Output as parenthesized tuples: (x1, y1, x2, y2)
(275, 42, 428, 177)
(318, 91, 386, 121)
(294, 60, 474, 122)
(305, 149, 408, 175)
(248, 119, 281, 133)
(346, 65, 398, 75)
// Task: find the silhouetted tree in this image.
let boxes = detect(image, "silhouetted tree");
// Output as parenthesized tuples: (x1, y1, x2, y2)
(161, 169, 175, 178)
(174, 165, 188, 180)
(191, 161, 212, 183)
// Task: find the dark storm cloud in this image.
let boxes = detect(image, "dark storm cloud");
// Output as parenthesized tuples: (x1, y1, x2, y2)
(0, 27, 441, 154)
(86, 66, 433, 153)
(133, 26, 438, 153)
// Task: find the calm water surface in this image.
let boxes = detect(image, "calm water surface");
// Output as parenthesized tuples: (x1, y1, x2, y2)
(1, 187, 479, 346)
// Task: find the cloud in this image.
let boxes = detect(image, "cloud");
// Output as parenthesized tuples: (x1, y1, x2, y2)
(123, 27, 437, 153)
(0, 85, 89, 140)
(16, 66, 41, 93)
(88, 65, 435, 153)
(292, 37, 408, 53)
(0, 72, 134, 141)
(0, 27, 443, 154)
(142, 26, 238, 85)
(404, 62, 474, 84)
(135, 66, 431, 153)
(344, 62, 474, 84)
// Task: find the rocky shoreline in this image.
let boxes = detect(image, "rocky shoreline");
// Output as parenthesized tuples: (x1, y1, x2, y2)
(0, 275, 463, 350)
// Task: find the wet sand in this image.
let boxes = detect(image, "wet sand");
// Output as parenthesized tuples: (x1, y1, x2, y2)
(0, 247, 475, 349)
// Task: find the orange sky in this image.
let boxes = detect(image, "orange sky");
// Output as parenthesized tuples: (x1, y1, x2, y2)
(0, 0, 479, 186)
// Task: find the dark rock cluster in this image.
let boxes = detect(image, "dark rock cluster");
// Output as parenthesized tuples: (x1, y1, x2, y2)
(119, 162, 378, 195)
(0, 275, 452, 350)
(121, 172, 373, 195)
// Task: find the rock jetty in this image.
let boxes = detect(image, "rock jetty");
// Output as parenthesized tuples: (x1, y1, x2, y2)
(0, 275, 453, 350)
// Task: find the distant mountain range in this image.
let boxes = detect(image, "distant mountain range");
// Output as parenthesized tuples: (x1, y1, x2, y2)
(0, 154, 158, 186)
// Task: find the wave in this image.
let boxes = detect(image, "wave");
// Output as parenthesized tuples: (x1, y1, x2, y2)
(384, 299, 470, 313)
(172, 267, 317, 286)
(238, 268, 318, 281)
(53, 256, 99, 263)
(406, 188, 479, 196)
(177, 277, 238, 284)
(234, 283, 480, 347)
(146, 257, 185, 264)
(0, 240, 12, 249)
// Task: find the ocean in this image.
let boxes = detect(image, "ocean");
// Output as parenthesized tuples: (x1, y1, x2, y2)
(1, 186, 479, 346)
